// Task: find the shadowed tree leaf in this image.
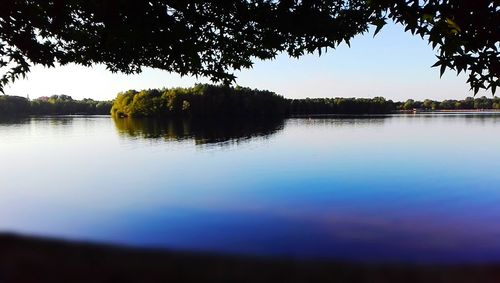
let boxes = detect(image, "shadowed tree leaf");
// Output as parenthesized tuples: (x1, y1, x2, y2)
(0, 0, 498, 95)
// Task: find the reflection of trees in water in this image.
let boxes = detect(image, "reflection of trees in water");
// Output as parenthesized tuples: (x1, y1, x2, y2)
(0, 116, 107, 127)
(407, 113, 500, 127)
(45, 117, 77, 126)
(289, 115, 389, 128)
(1, 116, 75, 126)
(113, 117, 285, 146)
(290, 113, 500, 129)
(0, 117, 29, 125)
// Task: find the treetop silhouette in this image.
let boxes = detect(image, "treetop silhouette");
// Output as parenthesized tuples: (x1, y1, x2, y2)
(1, 0, 498, 93)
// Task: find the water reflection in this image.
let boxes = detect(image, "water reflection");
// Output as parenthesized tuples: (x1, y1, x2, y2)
(289, 116, 388, 127)
(113, 117, 285, 146)
(2, 114, 500, 263)
(0, 116, 29, 125)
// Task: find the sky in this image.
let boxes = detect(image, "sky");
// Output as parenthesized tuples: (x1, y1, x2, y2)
(4, 23, 488, 102)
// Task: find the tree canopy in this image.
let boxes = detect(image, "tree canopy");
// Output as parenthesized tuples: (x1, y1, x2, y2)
(1, 1, 498, 93)
(110, 84, 287, 118)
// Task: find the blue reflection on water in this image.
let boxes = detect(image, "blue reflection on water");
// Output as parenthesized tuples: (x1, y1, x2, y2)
(1, 114, 500, 263)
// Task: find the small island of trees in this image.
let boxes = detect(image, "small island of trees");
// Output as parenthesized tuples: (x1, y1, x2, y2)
(111, 84, 286, 119)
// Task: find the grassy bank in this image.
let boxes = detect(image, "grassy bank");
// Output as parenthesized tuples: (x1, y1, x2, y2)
(1, 233, 499, 283)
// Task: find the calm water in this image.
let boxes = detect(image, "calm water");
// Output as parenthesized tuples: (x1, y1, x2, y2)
(1, 114, 500, 263)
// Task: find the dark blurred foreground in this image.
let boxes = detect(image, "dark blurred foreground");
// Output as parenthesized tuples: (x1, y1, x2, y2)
(1, 234, 500, 283)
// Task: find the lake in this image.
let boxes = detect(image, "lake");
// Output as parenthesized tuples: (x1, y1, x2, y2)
(1, 114, 500, 263)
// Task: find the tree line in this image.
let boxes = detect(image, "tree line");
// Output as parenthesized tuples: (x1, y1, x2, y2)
(3, 85, 500, 119)
(0, 95, 112, 117)
(289, 97, 395, 115)
(111, 85, 399, 118)
(112, 85, 500, 118)
(398, 97, 500, 111)
(292, 96, 500, 114)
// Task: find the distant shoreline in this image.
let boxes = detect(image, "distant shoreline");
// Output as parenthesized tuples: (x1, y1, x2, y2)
(2, 88, 500, 119)
(1, 233, 500, 283)
(398, 109, 500, 113)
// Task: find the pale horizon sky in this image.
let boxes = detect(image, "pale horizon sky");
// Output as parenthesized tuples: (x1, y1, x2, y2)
(4, 23, 490, 102)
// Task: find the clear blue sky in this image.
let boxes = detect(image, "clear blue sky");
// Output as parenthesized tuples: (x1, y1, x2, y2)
(4, 23, 488, 101)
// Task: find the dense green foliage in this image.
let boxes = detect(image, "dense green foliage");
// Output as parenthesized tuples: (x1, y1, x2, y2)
(0, 95, 112, 117)
(398, 97, 500, 111)
(289, 97, 395, 115)
(1, 1, 498, 93)
(111, 85, 287, 118)
(0, 95, 30, 117)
